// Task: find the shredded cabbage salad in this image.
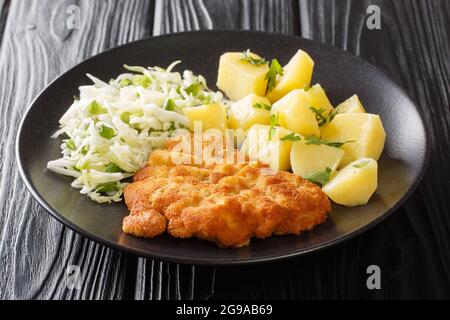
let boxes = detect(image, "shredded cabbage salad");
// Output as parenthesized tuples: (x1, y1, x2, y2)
(47, 61, 226, 203)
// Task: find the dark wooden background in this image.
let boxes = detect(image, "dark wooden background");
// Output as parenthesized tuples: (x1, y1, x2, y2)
(0, 0, 448, 300)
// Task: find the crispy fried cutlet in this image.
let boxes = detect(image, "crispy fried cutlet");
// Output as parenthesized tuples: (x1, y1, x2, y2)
(122, 136, 331, 248)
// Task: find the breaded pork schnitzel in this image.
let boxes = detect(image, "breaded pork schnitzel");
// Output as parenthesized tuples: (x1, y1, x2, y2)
(122, 137, 331, 248)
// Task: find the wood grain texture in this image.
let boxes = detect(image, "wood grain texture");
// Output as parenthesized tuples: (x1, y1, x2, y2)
(0, 0, 153, 299)
(0, 0, 448, 300)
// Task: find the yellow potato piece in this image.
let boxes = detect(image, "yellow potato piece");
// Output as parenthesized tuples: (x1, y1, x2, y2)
(322, 158, 378, 207)
(241, 124, 293, 172)
(183, 103, 228, 133)
(337, 94, 366, 113)
(321, 113, 385, 167)
(216, 52, 269, 101)
(290, 140, 344, 178)
(266, 49, 314, 103)
(229, 94, 271, 131)
(307, 84, 334, 114)
(271, 89, 320, 137)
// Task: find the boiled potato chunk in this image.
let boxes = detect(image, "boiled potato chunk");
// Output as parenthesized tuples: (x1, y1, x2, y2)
(229, 94, 271, 131)
(242, 124, 293, 172)
(183, 103, 228, 133)
(322, 158, 378, 206)
(321, 113, 385, 167)
(216, 52, 269, 101)
(307, 84, 334, 114)
(290, 141, 344, 178)
(337, 94, 365, 113)
(271, 89, 320, 137)
(266, 49, 314, 103)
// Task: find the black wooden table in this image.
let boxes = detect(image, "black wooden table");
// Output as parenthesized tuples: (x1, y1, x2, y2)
(0, 0, 448, 300)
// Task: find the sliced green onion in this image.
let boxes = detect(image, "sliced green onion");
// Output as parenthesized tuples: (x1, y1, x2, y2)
(99, 125, 115, 139)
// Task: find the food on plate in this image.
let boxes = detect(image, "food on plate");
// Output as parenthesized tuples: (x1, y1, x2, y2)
(271, 89, 320, 137)
(290, 140, 345, 180)
(266, 49, 314, 103)
(322, 158, 377, 206)
(47, 62, 226, 202)
(241, 124, 294, 172)
(321, 113, 386, 167)
(216, 51, 269, 101)
(47, 46, 387, 248)
(183, 103, 228, 133)
(122, 137, 331, 247)
(228, 94, 271, 131)
(336, 94, 366, 113)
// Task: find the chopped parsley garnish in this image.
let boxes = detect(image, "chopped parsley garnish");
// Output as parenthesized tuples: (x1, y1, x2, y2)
(164, 99, 176, 111)
(328, 107, 339, 122)
(268, 113, 279, 140)
(65, 139, 76, 150)
(310, 107, 329, 127)
(353, 160, 370, 168)
(304, 135, 354, 148)
(304, 167, 332, 186)
(168, 121, 177, 131)
(105, 163, 124, 173)
(120, 112, 132, 124)
(99, 125, 115, 139)
(132, 75, 151, 88)
(265, 59, 284, 92)
(280, 132, 302, 141)
(87, 100, 106, 115)
(119, 78, 132, 87)
(96, 182, 119, 193)
(241, 49, 269, 66)
(185, 83, 202, 96)
(253, 103, 272, 111)
(81, 145, 89, 155)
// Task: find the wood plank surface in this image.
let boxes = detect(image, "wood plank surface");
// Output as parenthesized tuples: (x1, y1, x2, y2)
(0, 0, 448, 300)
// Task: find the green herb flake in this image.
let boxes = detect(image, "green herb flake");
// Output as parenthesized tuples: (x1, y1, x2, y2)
(168, 121, 177, 131)
(65, 139, 76, 150)
(310, 107, 329, 127)
(119, 78, 132, 87)
(328, 107, 339, 122)
(87, 100, 106, 115)
(280, 132, 302, 141)
(96, 182, 119, 193)
(165, 99, 176, 111)
(353, 160, 370, 169)
(105, 163, 124, 173)
(185, 83, 202, 96)
(241, 49, 269, 66)
(73, 95, 80, 101)
(132, 75, 151, 88)
(268, 113, 279, 140)
(304, 135, 354, 148)
(265, 59, 284, 92)
(99, 125, 115, 139)
(81, 145, 89, 155)
(120, 112, 132, 124)
(304, 167, 332, 186)
(253, 103, 272, 111)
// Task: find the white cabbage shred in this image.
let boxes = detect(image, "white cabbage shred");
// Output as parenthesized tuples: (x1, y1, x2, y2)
(47, 61, 226, 203)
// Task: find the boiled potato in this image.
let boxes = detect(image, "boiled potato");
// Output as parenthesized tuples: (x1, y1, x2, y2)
(337, 94, 365, 113)
(321, 113, 385, 167)
(229, 94, 271, 131)
(307, 84, 334, 114)
(322, 158, 378, 206)
(183, 103, 228, 133)
(216, 52, 269, 101)
(271, 89, 320, 137)
(266, 49, 314, 103)
(241, 124, 293, 172)
(290, 140, 344, 178)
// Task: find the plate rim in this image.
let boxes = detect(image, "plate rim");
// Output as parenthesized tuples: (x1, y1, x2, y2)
(15, 30, 431, 265)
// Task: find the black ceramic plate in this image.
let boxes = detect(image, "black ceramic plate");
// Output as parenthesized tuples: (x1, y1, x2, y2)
(16, 31, 429, 265)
